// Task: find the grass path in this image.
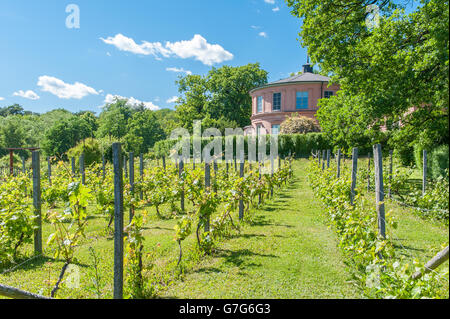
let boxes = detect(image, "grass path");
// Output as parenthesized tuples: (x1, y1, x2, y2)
(159, 160, 361, 298)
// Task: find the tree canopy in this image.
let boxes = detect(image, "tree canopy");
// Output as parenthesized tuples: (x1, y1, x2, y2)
(174, 63, 268, 132)
(287, 0, 449, 154)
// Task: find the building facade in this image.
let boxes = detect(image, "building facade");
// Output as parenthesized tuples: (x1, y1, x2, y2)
(247, 63, 340, 135)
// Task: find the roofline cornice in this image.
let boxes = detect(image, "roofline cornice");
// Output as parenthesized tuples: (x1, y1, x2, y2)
(249, 80, 333, 94)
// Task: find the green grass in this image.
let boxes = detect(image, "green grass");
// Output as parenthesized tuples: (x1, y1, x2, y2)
(159, 160, 360, 298)
(1, 159, 448, 299)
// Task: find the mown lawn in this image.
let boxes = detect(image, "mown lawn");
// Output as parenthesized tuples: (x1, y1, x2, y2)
(1, 159, 447, 299)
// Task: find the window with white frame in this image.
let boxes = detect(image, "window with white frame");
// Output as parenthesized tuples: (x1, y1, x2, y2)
(273, 93, 281, 111)
(257, 96, 263, 113)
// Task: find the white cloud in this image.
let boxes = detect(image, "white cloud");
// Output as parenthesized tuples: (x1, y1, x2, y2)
(106, 52, 111, 56)
(272, 6, 280, 12)
(264, 0, 275, 4)
(251, 25, 260, 30)
(0, 97, 4, 101)
(101, 33, 233, 66)
(103, 94, 160, 111)
(259, 32, 268, 38)
(166, 96, 179, 104)
(37, 76, 99, 99)
(166, 34, 233, 65)
(100, 33, 171, 57)
(13, 90, 40, 100)
(166, 67, 192, 75)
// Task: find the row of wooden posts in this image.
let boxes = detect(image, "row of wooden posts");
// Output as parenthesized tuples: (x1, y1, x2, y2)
(316, 145, 431, 239)
(111, 144, 284, 298)
(316, 146, 449, 279)
(319, 147, 429, 195)
(23, 144, 282, 299)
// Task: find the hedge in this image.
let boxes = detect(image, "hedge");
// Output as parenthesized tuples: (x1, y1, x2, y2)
(152, 133, 332, 159)
(414, 143, 449, 180)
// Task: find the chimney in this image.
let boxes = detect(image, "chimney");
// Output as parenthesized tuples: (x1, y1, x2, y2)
(302, 63, 313, 73)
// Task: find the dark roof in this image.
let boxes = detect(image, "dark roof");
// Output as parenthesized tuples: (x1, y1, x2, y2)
(250, 72, 331, 93)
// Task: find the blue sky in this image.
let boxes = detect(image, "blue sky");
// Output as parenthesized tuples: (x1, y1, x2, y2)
(0, 0, 310, 114)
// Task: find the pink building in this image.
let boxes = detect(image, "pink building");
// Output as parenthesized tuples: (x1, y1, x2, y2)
(246, 63, 340, 135)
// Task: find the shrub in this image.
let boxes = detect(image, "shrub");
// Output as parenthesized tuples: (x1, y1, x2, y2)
(153, 133, 332, 159)
(429, 144, 449, 180)
(414, 143, 449, 179)
(67, 138, 102, 167)
(394, 144, 415, 167)
(0, 153, 22, 170)
(280, 114, 321, 134)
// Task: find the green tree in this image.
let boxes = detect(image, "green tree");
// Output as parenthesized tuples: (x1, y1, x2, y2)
(41, 116, 92, 157)
(125, 110, 165, 154)
(287, 0, 449, 153)
(97, 99, 133, 140)
(175, 63, 268, 132)
(0, 116, 28, 158)
(0, 104, 25, 117)
(154, 108, 179, 136)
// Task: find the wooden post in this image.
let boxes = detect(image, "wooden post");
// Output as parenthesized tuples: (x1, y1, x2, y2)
(412, 246, 449, 280)
(422, 150, 427, 196)
(326, 149, 331, 168)
(270, 155, 274, 197)
(0, 284, 52, 299)
(373, 144, 386, 238)
(129, 152, 134, 222)
(47, 157, 51, 185)
(258, 161, 262, 205)
(102, 155, 106, 180)
(71, 157, 75, 176)
(226, 161, 229, 176)
(80, 153, 85, 185)
(22, 157, 27, 195)
(139, 153, 144, 200)
(350, 147, 358, 205)
(179, 159, 185, 213)
(162, 156, 166, 171)
(367, 153, 371, 192)
(322, 150, 326, 171)
(112, 143, 124, 299)
(213, 160, 218, 192)
(318, 150, 321, 168)
(123, 155, 127, 180)
(388, 150, 393, 198)
(32, 151, 42, 255)
(239, 161, 245, 220)
(9, 150, 13, 176)
(204, 162, 210, 231)
(337, 149, 341, 178)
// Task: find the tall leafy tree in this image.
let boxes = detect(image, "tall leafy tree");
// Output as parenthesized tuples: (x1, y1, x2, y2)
(0, 104, 25, 117)
(41, 116, 92, 157)
(125, 110, 165, 154)
(97, 99, 132, 140)
(174, 63, 268, 132)
(0, 116, 28, 158)
(287, 0, 449, 152)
